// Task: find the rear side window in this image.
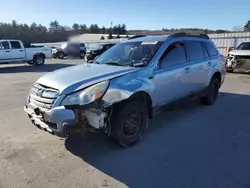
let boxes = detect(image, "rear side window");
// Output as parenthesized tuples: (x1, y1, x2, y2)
(80, 43, 85, 47)
(0, 41, 10, 50)
(160, 42, 187, 68)
(10, 41, 21, 49)
(185, 41, 204, 61)
(203, 42, 218, 56)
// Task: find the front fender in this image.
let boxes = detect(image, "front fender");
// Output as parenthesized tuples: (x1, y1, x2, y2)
(102, 67, 155, 106)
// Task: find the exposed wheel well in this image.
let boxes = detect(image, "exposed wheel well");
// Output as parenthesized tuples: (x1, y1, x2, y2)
(129, 91, 153, 118)
(33, 53, 45, 59)
(212, 72, 221, 86)
(56, 51, 66, 55)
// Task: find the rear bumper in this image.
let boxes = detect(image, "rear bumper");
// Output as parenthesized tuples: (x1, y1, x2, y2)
(24, 104, 76, 137)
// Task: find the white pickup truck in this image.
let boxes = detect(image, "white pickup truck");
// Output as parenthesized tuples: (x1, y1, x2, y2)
(0, 40, 52, 65)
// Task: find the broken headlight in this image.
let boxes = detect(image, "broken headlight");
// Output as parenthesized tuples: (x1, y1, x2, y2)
(61, 80, 109, 106)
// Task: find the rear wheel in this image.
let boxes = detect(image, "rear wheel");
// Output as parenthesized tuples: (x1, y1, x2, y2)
(80, 51, 85, 59)
(33, 55, 45, 66)
(226, 68, 234, 73)
(200, 76, 220, 105)
(57, 52, 65, 59)
(110, 100, 149, 148)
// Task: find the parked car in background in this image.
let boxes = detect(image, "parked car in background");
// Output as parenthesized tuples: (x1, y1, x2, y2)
(52, 42, 86, 59)
(0, 39, 52, 65)
(85, 43, 115, 62)
(24, 33, 225, 148)
(225, 42, 250, 72)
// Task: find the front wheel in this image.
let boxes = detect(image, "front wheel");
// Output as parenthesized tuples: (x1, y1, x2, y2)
(200, 76, 220, 105)
(110, 100, 149, 148)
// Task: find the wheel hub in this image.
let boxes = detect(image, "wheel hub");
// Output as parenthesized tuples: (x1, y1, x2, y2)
(123, 111, 142, 136)
(36, 57, 43, 65)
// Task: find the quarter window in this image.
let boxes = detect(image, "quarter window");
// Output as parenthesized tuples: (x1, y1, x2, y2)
(203, 42, 218, 56)
(10, 41, 21, 49)
(160, 42, 187, 69)
(185, 41, 204, 61)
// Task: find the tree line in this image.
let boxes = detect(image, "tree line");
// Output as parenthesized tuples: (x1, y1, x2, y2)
(0, 20, 127, 43)
(0, 20, 250, 44)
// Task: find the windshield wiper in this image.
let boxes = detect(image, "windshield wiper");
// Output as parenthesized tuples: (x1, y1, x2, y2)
(105, 62, 126, 66)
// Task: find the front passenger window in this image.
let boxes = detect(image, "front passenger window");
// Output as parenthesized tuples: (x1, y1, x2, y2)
(0, 42, 10, 50)
(160, 43, 186, 69)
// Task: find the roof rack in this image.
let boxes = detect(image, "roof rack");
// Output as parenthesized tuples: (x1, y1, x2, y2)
(127, 35, 146, 40)
(168, 32, 209, 39)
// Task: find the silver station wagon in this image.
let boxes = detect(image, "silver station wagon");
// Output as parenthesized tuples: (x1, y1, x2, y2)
(24, 32, 226, 148)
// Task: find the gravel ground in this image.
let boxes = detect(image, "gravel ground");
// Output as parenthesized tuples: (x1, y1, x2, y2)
(0, 59, 250, 188)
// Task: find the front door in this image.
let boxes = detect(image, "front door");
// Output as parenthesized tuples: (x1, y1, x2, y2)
(153, 41, 191, 106)
(0, 41, 12, 63)
(9, 41, 25, 61)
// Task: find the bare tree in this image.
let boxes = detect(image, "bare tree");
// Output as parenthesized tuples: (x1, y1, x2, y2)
(232, 25, 244, 32)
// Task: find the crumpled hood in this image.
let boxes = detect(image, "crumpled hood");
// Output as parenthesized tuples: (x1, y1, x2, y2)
(36, 63, 138, 95)
(229, 50, 250, 56)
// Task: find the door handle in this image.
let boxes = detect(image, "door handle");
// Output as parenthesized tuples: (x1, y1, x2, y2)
(5, 50, 10, 52)
(19, 50, 24, 52)
(184, 67, 190, 73)
(207, 62, 212, 66)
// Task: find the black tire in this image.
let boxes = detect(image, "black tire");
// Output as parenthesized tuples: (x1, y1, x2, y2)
(33, 55, 45, 66)
(226, 68, 234, 73)
(57, 52, 65, 59)
(200, 76, 220, 105)
(111, 100, 149, 148)
(80, 51, 86, 59)
(26, 61, 34, 65)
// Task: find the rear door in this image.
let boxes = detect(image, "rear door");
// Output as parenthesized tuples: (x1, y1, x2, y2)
(184, 40, 208, 93)
(203, 41, 220, 86)
(0, 41, 12, 63)
(9, 41, 25, 61)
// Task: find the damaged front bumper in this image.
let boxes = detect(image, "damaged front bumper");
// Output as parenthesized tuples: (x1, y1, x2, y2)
(24, 104, 76, 137)
(24, 101, 108, 137)
(226, 55, 250, 70)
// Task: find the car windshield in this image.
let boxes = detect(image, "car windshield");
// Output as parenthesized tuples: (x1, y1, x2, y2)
(94, 41, 163, 66)
(236, 42, 250, 50)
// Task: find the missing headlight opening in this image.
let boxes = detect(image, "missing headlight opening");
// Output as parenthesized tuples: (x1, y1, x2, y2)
(72, 104, 109, 134)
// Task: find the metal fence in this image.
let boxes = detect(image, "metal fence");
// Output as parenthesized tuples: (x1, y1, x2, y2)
(34, 32, 250, 56)
(208, 32, 250, 56)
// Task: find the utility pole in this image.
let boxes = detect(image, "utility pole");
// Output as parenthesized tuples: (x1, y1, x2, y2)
(111, 22, 113, 35)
